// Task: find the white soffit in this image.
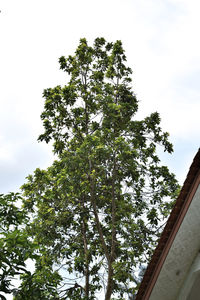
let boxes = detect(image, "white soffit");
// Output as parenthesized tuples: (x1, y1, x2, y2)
(149, 183, 200, 300)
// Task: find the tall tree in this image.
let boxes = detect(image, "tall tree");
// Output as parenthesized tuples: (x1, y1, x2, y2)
(20, 38, 179, 299)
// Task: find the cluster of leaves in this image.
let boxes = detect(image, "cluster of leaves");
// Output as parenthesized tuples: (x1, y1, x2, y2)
(0, 193, 62, 299)
(0, 193, 30, 299)
(1, 38, 179, 299)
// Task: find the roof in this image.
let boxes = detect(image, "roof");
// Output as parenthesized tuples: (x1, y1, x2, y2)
(136, 148, 200, 300)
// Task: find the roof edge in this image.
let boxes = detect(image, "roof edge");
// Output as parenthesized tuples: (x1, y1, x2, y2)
(136, 148, 200, 300)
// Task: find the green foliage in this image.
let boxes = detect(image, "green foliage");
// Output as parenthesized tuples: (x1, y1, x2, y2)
(0, 193, 33, 298)
(0, 193, 62, 299)
(13, 262, 61, 300)
(3, 38, 179, 299)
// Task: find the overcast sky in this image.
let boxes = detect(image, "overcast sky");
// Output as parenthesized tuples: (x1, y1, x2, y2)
(1, 0, 200, 195)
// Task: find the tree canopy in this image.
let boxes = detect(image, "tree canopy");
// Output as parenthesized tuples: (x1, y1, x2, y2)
(1, 38, 179, 300)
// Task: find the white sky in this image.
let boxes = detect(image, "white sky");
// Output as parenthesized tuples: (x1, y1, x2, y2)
(1, 0, 200, 195)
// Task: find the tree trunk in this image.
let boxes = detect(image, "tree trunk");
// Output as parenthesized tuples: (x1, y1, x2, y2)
(82, 220, 89, 298)
(105, 156, 117, 300)
(81, 195, 90, 298)
(105, 261, 114, 300)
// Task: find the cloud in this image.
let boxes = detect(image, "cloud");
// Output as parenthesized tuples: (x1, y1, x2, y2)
(0, 139, 53, 194)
